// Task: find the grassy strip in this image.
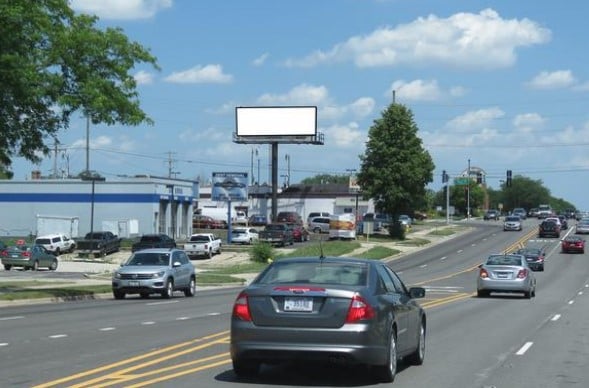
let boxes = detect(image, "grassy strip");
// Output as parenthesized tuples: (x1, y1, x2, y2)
(0, 285, 113, 301)
(396, 238, 431, 246)
(427, 227, 461, 236)
(359, 246, 401, 260)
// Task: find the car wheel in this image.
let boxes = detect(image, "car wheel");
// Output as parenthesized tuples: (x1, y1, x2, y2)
(406, 319, 426, 365)
(217, 245, 222, 254)
(113, 290, 125, 300)
(477, 289, 489, 298)
(32, 261, 39, 271)
(140, 292, 150, 299)
(54, 247, 61, 256)
(524, 290, 532, 299)
(162, 279, 174, 299)
(313, 227, 321, 233)
(4, 264, 11, 271)
(375, 327, 397, 383)
(206, 250, 212, 259)
(184, 277, 196, 297)
(232, 357, 260, 378)
(49, 259, 58, 271)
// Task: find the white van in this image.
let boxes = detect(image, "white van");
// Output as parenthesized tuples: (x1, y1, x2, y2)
(198, 208, 247, 225)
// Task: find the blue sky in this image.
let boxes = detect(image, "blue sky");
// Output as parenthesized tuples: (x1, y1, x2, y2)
(12, 0, 589, 210)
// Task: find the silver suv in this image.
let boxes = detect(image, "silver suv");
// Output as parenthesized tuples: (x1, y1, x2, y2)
(111, 248, 196, 299)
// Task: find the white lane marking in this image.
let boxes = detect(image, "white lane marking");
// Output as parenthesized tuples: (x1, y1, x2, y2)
(457, 250, 463, 253)
(0, 343, 8, 347)
(49, 334, 68, 339)
(99, 327, 116, 331)
(551, 314, 561, 321)
(208, 312, 221, 316)
(176, 317, 190, 321)
(0, 316, 24, 321)
(420, 264, 427, 268)
(146, 300, 179, 306)
(568, 300, 575, 305)
(516, 342, 533, 355)
(578, 291, 584, 296)
(440, 256, 447, 261)
(141, 321, 155, 325)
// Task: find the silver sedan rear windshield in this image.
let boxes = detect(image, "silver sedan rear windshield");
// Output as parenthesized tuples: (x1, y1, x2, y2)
(257, 262, 368, 286)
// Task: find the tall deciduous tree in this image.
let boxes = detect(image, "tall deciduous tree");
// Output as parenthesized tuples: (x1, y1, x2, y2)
(0, 0, 159, 172)
(357, 103, 434, 238)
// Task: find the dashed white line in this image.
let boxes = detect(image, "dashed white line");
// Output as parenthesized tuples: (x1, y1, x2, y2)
(0, 343, 9, 347)
(49, 334, 68, 339)
(420, 264, 428, 268)
(141, 321, 155, 325)
(440, 256, 447, 261)
(146, 300, 178, 306)
(99, 327, 116, 331)
(176, 317, 190, 321)
(516, 342, 533, 355)
(578, 291, 584, 296)
(0, 316, 24, 321)
(568, 300, 575, 305)
(551, 314, 561, 321)
(208, 312, 221, 316)
(457, 250, 463, 253)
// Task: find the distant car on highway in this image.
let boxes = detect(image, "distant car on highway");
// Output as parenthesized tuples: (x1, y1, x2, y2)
(483, 209, 500, 221)
(575, 219, 589, 234)
(512, 208, 527, 220)
(477, 254, 536, 299)
(503, 215, 522, 231)
(112, 248, 195, 299)
(539, 220, 560, 238)
(561, 236, 585, 254)
(514, 247, 546, 272)
(230, 256, 427, 382)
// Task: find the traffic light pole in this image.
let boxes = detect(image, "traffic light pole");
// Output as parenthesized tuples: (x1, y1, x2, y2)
(446, 182, 450, 225)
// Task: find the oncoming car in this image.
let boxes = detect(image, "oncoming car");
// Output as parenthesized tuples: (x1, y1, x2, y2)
(503, 215, 522, 231)
(230, 257, 427, 382)
(477, 254, 536, 299)
(111, 248, 196, 299)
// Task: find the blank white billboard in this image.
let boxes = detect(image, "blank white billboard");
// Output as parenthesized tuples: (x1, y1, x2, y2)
(236, 106, 317, 136)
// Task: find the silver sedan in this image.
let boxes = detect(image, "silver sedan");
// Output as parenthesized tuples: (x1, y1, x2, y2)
(477, 254, 536, 299)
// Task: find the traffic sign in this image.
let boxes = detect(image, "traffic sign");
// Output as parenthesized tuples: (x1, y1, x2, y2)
(454, 177, 469, 185)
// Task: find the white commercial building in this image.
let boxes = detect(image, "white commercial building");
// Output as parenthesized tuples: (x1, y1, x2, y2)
(0, 176, 198, 239)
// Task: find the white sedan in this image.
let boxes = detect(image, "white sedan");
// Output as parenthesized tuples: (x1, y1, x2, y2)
(231, 227, 259, 244)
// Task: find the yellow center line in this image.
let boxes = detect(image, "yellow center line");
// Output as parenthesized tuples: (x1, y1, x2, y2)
(32, 331, 229, 388)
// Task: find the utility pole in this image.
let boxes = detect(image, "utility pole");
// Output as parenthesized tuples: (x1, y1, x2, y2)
(167, 151, 179, 178)
(467, 158, 471, 220)
(285, 154, 291, 187)
(85, 116, 90, 173)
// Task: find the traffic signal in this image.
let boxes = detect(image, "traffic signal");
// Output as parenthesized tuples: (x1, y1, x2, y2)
(506, 170, 512, 187)
(476, 173, 482, 184)
(442, 170, 448, 183)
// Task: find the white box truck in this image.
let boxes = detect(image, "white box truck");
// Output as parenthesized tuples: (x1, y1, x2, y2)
(329, 213, 356, 240)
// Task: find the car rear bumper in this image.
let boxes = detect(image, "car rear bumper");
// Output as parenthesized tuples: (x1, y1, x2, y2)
(477, 278, 532, 293)
(112, 279, 166, 294)
(230, 322, 388, 366)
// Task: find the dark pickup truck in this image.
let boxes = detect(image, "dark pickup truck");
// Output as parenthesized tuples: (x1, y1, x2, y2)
(131, 234, 177, 253)
(258, 223, 294, 247)
(76, 231, 122, 258)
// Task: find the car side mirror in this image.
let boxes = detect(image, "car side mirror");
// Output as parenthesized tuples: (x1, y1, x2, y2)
(173, 261, 181, 267)
(409, 287, 425, 299)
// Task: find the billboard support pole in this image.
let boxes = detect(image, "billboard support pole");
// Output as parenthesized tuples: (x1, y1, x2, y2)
(271, 142, 278, 222)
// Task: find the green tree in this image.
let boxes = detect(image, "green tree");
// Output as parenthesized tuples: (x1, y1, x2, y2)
(0, 0, 159, 172)
(300, 174, 349, 185)
(500, 175, 551, 212)
(357, 103, 434, 238)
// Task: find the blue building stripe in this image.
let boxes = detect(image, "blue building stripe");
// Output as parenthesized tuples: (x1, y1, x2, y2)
(0, 193, 194, 203)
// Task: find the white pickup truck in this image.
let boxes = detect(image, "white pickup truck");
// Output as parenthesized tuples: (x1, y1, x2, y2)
(183, 233, 222, 259)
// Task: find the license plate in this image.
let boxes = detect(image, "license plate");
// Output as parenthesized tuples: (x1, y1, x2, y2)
(129, 281, 140, 286)
(496, 273, 509, 279)
(284, 297, 313, 312)
(11, 254, 19, 258)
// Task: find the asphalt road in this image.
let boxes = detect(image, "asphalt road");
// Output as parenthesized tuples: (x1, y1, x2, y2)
(1, 218, 588, 387)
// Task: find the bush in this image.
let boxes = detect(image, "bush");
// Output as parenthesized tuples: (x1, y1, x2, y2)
(249, 242, 275, 263)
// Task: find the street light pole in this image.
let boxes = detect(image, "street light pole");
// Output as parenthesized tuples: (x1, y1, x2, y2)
(467, 158, 471, 220)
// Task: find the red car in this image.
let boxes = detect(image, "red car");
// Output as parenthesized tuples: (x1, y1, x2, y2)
(193, 215, 226, 229)
(561, 236, 585, 254)
(289, 224, 310, 242)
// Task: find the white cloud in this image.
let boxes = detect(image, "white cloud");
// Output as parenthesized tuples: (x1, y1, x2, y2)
(255, 84, 374, 122)
(165, 65, 233, 84)
(512, 113, 545, 133)
(134, 70, 155, 85)
(446, 107, 505, 131)
(71, 135, 112, 149)
(284, 8, 550, 69)
(323, 122, 365, 148)
(527, 70, 576, 89)
(388, 79, 443, 101)
(252, 53, 270, 66)
(70, 0, 172, 20)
